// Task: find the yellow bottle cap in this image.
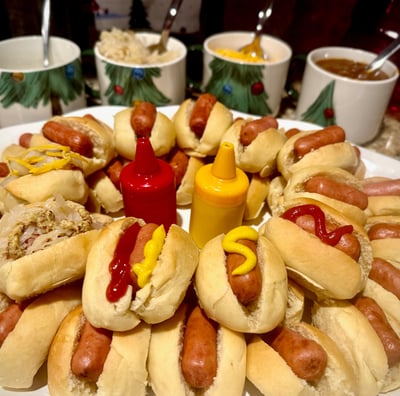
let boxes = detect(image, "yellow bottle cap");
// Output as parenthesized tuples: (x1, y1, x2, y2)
(194, 142, 249, 207)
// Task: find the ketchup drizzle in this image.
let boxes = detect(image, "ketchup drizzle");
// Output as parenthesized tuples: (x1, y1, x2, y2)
(281, 204, 353, 246)
(106, 222, 141, 303)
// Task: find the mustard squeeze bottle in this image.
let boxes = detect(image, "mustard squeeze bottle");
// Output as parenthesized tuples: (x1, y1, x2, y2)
(189, 141, 249, 248)
(120, 136, 177, 231)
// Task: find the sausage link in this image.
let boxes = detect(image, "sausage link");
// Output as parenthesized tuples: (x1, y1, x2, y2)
(285, 128, 300, 139)
(363, 179, 400, 196)
(0, 162, 9, 177)
(304, 176, 368, 210)
(226, 239, 262, 305)
(167, 148, 189, 187)
(70, 318, 112, 382)
(369, 257, 400, 300)
(368, 223, 400, 240)
(294, 126, 346, 158)
(267, 326, 328, 381)
(0, 303, 24, 347)
(105, 158, 124, 190)
(181, 305, 218, 389)
(130, 101, 157, 138)
(239, 116, 279, 146)
(354, 296, 400, 367)
(295, 214, 361, 260)
(19, 132, 33, 148)
(42, 120, 94, 157)
(189, 93, 217, 137)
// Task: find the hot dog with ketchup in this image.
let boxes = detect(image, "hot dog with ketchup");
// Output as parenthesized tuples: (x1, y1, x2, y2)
(194, 225, 287, 333)
(148, 301, 247, 396)
(47, 305, 151, 396)
(173, 93, 233, 157)
(246, 321, 357, 396)
(261, 198, 372, 300)
(82, 217, 199, 332)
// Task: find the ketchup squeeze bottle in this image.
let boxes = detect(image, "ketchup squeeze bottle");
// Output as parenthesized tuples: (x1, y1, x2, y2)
(189, 141, 249, 248)
(120, 137, 177, 230)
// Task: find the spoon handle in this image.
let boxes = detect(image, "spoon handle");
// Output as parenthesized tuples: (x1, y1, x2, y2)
(367, 36, 400, 73)
(255, 0, 274, 37)
(160, 0, 184, 50)
(41, 0, 51, 67)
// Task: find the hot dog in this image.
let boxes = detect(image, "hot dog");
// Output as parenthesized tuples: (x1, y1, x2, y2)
(47, 305, 151, 396)
(221, 116, 286, 177)
(82, 217, 199, 331)
(363, 177, 400, 216)
(147, 302, 247, 396)
(0, 195, 112, 300)
(246, 321, 357, 396)
(173, 93, 233, 157)
(194, 225, 287, 333)
(282, 165, 368, 225)
(277, 126, 363, 180)
(312, 299, 388, 396)
(114, 102, 176, 160)
(0, 283, 81, 389)
(261, 198, 373, 300)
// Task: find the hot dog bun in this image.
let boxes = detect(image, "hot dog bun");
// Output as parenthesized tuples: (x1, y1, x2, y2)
(246, 322, 357, 396)
(82, 217, 199, 331)
(47, 305, 151, 396)
(114, 106, 176, 160)
(0, 195, 112, 300)
(194, 227, 287, 333)
(261, 198, 372, 300)
(0, 283, 81, 389)
(312, 300, 389, 396)
(173, 96, 233, 157)
(147, 303, 247, 396)
(244, 174, 270, 221)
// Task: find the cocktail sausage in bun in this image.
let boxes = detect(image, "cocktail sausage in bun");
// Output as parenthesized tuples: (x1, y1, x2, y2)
(173, 93, 233, 157)
(82, 218, 199, 331)
(48, 305, 151, 396)
(194, 225, 287, 333)
(363, 177, 400, 216)
(246, 321, 357, 396)
(0, 195, 112, 300)
(148, 302, 247, 396)
(0, 283, 81, 389)
(261, 198, 372, 300)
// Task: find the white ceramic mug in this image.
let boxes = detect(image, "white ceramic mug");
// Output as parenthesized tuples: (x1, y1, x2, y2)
(0, 36, 86, 127)
(94, 32, 187, 106)
(202, 31, 292, 116)
(296, 46, 399, 145)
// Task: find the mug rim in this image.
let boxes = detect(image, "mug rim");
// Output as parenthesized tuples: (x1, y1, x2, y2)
(308, 45, 399, 84)
(204, 30, 292, 65)
(94, 32, 187, 68)
(0, 35, 81, 72)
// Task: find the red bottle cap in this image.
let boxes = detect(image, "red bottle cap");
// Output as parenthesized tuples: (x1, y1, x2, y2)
(120, 137, 177, 230)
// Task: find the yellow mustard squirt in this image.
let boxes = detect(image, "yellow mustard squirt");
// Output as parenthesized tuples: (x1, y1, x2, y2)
(222, 226, 258, 275)
(132, 225, 166, 288)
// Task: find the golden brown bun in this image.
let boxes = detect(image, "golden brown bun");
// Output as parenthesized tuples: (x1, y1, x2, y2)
(261, 198, 372, 300)
(277, 131, 361, 180)
(246, 322, 357, 396)
(173, 98, 233, 157)
(0, 196, 112, 300)
(82, 218, 199, 331)
(282, 165, 367, 225)
(47, 305, 150, 396)
(312, 299, 389, 396)
(148, 303, 247, 396)
(244, 174, 270, 221)
(0, 283, 81, 389)
(194, 230, 287, 333)
(114, 107, 176, 160)
(176, 156, 205, 206)
(221, 118, 286, 177)
(266, 175, 287, 217)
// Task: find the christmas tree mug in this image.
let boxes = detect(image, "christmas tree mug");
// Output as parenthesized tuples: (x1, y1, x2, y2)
(296, 46, 399, 145)
(202, 31, 292, 116)
(0, 36, 86, 128)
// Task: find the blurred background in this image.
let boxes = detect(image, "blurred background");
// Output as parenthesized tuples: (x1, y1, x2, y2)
(1, 0, 399, 115)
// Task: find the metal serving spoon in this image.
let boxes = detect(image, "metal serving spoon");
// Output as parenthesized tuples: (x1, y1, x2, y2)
(238, 0, 274, 61)
(147, 0, 184, 55)
(41, 0, 51, 67)
(365, 35, 400, 74)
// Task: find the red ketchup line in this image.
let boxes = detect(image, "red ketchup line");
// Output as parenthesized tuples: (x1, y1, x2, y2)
(281, 204, 353, 246)
(106, 222, 141, 303)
